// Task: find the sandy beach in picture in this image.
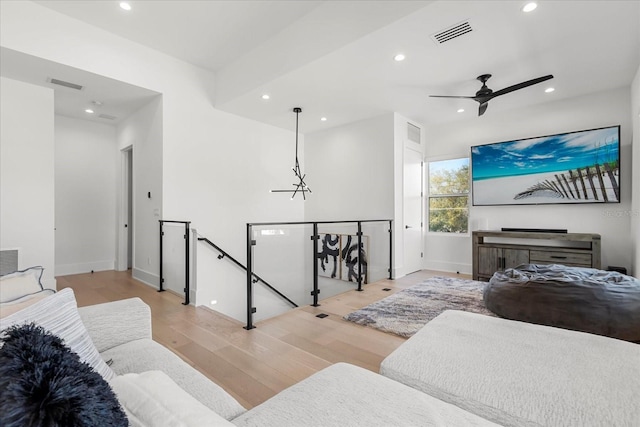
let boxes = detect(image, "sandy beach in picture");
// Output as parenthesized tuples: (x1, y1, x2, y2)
(473, 170, 619, 205)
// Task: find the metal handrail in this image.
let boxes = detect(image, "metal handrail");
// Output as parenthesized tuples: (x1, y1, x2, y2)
(197, 237, 299, 309)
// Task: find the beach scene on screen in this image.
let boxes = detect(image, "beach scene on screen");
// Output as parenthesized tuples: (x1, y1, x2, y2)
(471, 126, 620, 205)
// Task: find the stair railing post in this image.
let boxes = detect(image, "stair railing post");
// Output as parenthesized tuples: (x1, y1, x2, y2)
(183, 222, 190, 305)
(311, 222, 320, 306)
(245, 223, 255, 330)
(356, 221, 363, 291)
(388, 220, 393, 280)
(159, 220, 164, 292)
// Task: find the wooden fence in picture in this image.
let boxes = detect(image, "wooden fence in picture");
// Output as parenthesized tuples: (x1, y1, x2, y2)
(515, 163, 620, 202)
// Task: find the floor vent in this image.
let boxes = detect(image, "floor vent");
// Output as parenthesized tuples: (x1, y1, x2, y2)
(431, 21, 473, 44)
(48, 78, 84, 91)
(382, 288, 392, 292)
(316, 313, 328, 319)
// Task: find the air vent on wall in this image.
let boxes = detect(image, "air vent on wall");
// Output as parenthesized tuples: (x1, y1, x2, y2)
(47, 77, 84, 91)
(407, 122, 421, 144)
(431, 20, 473, 44)
(98, 114, 117, 121)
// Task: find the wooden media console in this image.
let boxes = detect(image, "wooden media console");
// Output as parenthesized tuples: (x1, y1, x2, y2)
(472, 230, 601, 281)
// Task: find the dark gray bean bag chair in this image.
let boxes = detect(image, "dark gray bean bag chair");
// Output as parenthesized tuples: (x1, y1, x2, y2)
(484, 264, 640, 342)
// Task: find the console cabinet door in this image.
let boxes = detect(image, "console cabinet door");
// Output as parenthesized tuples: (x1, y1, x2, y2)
(478, 247, 500, 277)
(477, 247, 529, 279)
(503, 248, 530, 269)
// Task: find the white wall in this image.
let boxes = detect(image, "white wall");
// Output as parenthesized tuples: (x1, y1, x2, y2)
(303, 113, 395, 285)
(0, 77, 55, 289)
(0, 1, 304, 321)
(117, 97, 163, 286)
(55, 115, 117, 275)
(304, 113, 395, 221)
(424, 87, 634, 274)
(631, 65, 640, 278)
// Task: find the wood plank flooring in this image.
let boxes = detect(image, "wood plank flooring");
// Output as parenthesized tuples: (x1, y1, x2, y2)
(56, 269, 469, 409)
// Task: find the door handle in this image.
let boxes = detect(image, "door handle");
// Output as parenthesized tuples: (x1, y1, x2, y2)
(405, 225, 412, 229)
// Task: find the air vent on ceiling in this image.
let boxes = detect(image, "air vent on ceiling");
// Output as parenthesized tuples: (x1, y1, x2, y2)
(407, 122, 421, 144)
(98, 114, 117, 121)
(47, 77, 84, 91)
(431, 20, 473, 44)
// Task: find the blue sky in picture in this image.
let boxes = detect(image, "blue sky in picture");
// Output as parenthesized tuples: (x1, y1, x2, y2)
(471, 126, 619, 181)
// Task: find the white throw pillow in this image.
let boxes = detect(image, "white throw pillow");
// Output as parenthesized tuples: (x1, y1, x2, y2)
(110, 371, 234, 427)
(0, 287, 115, 381)
(0, 266, 44, 303)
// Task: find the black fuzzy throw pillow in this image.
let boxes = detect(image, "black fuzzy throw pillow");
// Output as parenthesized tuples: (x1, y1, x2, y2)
(0, 323, 127, 427)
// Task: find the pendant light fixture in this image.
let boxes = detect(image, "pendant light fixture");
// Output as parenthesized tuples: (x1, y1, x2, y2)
(271, 107, 312, 200)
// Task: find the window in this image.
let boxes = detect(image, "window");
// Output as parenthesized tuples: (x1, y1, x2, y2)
(428, 158, 469, 233)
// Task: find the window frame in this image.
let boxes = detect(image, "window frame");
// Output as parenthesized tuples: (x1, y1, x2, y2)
(426, 156, 471, 235)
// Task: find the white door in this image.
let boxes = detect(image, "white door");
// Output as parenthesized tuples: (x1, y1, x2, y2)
(403, 147, 423, 274)
(117, 147, 133, 271)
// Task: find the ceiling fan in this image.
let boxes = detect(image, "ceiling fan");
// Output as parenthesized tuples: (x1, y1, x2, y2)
(430, 74, 554, 116)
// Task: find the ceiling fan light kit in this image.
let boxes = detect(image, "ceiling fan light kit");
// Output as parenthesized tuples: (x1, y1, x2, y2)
(430, 73, 554, 116)
(270, 107, 312, 200)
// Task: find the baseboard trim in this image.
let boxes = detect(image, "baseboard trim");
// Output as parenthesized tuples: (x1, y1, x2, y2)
(423, 260, 472, 276)
(55, 261, 115, 276)
(132, 268, 159, 289)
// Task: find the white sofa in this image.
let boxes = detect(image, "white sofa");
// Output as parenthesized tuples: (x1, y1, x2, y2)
(381, 310, 640, 427)
(1, 288, 499, 427)
(4, 287, 639, 426)
(79, 296, 500, 426)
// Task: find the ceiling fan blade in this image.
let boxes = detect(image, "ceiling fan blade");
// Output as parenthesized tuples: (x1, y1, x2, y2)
(429, 95, 476, 99)
(491, 75, 554, 98)
(478, 102, 488, 116)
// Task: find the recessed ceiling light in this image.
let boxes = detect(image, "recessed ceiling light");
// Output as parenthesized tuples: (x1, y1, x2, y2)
(545, 87, 555, 93)
(85, 108, 94, 114)
(261, 94, 270, 100)
(119, 2, 132, 11)
(522, 2, 537, 13)
(320, 117, 327, 121)
(457, 108, 465, 113)
(394, 54, 406, 62)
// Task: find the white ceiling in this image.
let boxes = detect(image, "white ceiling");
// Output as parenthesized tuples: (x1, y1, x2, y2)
(9, 1, 640, 132)
(0, 47, 160, 125)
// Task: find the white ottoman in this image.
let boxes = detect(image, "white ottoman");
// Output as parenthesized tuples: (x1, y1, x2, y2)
(380, 310, 640, 427)
(231, 363, 499, 427)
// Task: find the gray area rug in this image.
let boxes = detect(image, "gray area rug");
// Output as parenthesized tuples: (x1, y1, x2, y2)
(344, 276, 494, 337)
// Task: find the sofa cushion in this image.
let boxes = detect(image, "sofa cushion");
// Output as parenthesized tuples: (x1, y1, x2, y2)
(380, 310, 640, 427)
(78, 297, 152, 353)
(0, 266, 45, 303)
(110, 371, 234, 427)
(232, 363, 500, 427)
(0, 323, 127, 427)
(0, 287, 116, 381)
(102, 338, 245, 420)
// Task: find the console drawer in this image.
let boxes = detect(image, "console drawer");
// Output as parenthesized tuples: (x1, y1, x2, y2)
(529, 250, 592, 266)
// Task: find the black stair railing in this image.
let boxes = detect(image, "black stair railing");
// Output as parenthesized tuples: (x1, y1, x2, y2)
(245, 219, 393, 330)
(197, 237, 299, 309)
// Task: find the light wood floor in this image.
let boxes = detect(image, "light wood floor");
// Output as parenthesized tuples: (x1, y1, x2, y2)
(57, 269, 469, 409)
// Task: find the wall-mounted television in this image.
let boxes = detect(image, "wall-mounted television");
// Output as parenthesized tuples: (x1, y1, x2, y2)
(471, 125, 620, 206)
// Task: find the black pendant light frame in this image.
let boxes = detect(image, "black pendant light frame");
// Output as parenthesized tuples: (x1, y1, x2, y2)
(271, 107, 312, 200)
